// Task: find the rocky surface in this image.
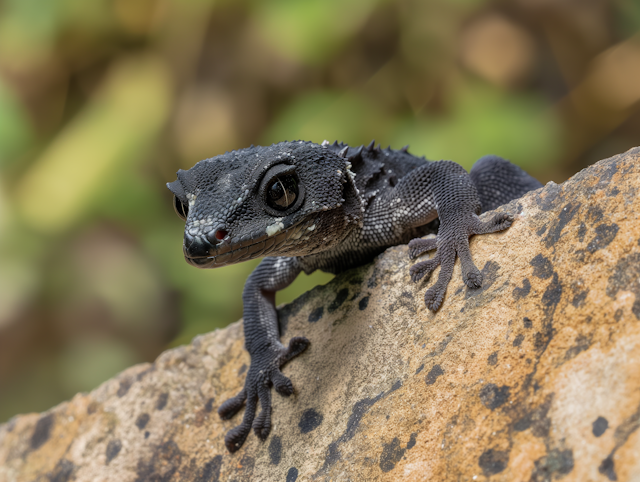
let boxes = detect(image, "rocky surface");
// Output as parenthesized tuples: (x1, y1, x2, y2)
(1, 148, 640, 482)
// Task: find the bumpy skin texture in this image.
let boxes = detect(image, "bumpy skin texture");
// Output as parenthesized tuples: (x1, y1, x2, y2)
(167, 140, 542, 453)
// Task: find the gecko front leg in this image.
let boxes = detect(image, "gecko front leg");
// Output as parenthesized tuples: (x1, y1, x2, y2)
(218, 256, 309, 453)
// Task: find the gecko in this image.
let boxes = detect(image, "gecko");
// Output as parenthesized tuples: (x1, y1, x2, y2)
(167, 140, 542, 452)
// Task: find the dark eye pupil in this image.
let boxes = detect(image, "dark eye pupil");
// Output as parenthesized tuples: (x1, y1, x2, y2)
(267, 174, 298, 210)
(173, 196, 188, 220)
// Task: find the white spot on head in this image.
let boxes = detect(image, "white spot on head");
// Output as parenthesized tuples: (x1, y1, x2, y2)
(266, 221, 284, 236)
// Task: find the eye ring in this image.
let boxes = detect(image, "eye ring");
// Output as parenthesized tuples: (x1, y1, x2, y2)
(173, 195, 189, 220)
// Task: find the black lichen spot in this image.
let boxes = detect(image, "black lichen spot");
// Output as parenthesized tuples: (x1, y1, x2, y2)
(513, 394, 553, 437)
(195, 455, 222, 482)
(117, 378, 132, 397)
(608, 187, 620, 197)
(135, 440, 183, 482)
(308, 306, 324, 323)
(380, 438, 404, 473)
(286, 467, 299, 482)
(513, 334, 524, 347)
(49, 459, 75, 482)
(523, 317, 533, 328)
(530, 254, 553, 279)
(136, 413, 150, 430)
(544, 202, 581, 247)
(299, 409, 323, 434)
(564, 335, 591, 361)
(571, 290, 588, 308)
(269, 435, 282, 465)
(512, 279, 531, 300)
(238, 364, 247, 375)
(466, 261, 500, 297)
(586, 204, 605, 224)
(536, 225, 547, 236)
(487, 352, 498, 366)
(156, 392, 169, 410)
(204, 398, 215, 413)
(587, 223, 619, 253)
(379, 434, 418, 473)
(407, 432, 417, 449)
(542, 273, 563, 310)
(577, 222, 587, 242)
(606, 253, 640, 320)
(389, 291, 416, 313)
(30, 413, 54, 450)
(599, 455, 616, 481)
(389, 380, 402, 392)
(478, 448, 509, 476)
(531, 449, 574, 481)
(87, 402, 99, 414)
(538, 183, 561, 211)
(614, 309, 623, 322)
(427, 334, 453, 357)
(144, 431, 150, 439)
(359, 296, 369, 310)
(106, 439, 122, 464)
(425, 365, 444, 385)
(592, 416, 608, 437)
(479, 384, 510, 410)
(328, 288, 349, 313)
(415, 364, 424, 374)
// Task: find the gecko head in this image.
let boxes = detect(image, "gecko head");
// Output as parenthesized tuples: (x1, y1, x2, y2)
(167, 141, 364, 268)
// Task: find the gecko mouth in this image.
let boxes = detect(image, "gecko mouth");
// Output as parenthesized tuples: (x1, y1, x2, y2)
(184, 220, 316, 269)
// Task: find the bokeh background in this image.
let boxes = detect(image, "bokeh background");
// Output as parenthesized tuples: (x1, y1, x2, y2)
(1, 0, 639, 423)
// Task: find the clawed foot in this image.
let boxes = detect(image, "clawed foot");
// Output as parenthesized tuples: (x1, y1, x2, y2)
(409, 210, 513, 311)
(218, 336, 310, 453)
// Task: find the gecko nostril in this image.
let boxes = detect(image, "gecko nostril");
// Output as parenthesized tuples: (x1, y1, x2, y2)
(206, 228, 228, 245)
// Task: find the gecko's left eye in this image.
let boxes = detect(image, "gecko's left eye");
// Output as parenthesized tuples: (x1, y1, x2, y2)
(267, 174, 298, 210)
(260, 164, 304, 214)
(173, 195, 189, 220)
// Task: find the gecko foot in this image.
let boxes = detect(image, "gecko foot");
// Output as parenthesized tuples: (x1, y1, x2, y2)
(219, 336, 310, 453)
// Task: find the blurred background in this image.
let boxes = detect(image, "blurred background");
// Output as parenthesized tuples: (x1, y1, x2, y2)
(1, 0, 639, 423)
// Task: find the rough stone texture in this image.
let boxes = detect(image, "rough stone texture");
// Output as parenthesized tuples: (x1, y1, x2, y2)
(2, 148, 640, 482)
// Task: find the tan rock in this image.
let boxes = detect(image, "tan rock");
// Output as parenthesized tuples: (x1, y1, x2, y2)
(1, 148, 640, 482)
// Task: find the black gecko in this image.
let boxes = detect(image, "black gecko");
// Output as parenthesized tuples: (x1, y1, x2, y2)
(167, 140, 542, 452)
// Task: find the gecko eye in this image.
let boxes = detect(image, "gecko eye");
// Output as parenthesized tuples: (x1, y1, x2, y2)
(266, 174, 298, 211)
(173, 195, 189, 220)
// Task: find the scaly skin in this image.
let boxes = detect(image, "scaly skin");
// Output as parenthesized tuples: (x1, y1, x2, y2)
(167, 141, 542, 452)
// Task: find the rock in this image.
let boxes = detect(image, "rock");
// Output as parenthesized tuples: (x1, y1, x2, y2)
(2, 148, 640, 482)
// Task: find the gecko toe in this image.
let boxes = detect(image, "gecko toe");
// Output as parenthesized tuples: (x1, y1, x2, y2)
(252, 412, 272, 440)
(272, 371, 294, 396)
(464, 270, 483, 289)
(424, 287, 445, 311)
(283, 336, 310, 362)
(408, 237, 437, 259)
(225, 425, 251, 453)
(218, 390, 247, 420)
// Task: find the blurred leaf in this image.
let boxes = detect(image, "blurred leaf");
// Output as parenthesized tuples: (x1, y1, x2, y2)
(15, 55, 173, 233)
(0, 0, 61, 57)
(263, 91, 392, 146)
(0, 81, 33, 165)
(254, 0, 383, 64)
(57, 337, 140, 393)
(391, 82, 562, 170)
